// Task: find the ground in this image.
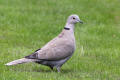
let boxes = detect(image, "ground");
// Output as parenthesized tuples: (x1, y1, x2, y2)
(0, 0, 120, 80)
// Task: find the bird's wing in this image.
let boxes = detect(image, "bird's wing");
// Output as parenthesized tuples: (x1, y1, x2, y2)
(25, 35, 75, 60)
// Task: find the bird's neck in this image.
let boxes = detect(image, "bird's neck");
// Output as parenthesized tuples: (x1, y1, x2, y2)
(64, 23, 75, 32)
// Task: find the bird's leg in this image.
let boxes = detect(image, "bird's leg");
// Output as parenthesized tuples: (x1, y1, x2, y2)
(49, 66, 53, 70)
(56, 67, 61, 72)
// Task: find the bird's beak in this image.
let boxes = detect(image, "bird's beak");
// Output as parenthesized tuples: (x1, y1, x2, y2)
(79, 20, 83, 24)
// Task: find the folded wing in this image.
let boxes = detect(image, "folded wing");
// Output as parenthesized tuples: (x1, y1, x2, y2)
(25, 35, 75, 60)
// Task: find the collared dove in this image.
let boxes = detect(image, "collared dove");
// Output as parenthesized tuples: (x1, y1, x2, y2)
(5, 14, 83, 72)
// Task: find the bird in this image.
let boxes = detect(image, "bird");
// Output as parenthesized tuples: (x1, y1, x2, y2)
(5, 14, 83, 72)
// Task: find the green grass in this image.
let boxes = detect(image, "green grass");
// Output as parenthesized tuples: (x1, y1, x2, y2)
(0, 0, 120, 80)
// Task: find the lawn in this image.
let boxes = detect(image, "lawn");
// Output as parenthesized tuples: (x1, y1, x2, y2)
(0, 0, 120, 80)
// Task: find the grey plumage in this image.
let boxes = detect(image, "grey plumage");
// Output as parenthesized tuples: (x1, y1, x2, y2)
(5, 14, 83, 72)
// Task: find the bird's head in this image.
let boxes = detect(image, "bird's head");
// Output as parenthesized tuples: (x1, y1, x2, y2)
(67, 14, 83, 24)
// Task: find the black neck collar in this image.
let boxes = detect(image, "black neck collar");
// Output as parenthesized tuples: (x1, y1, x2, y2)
(64, 27, 70, 30)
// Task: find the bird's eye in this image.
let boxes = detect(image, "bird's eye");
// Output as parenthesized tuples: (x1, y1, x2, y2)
(73, 17, 75, 19)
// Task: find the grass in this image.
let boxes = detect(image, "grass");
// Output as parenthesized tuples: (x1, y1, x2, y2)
(0, 0, 120, 80)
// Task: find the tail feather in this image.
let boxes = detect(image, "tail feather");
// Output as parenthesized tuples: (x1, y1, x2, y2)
(5, 58, 37, 66)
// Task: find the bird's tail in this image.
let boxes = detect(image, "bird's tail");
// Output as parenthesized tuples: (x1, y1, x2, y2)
(5, 58, 37, 66)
